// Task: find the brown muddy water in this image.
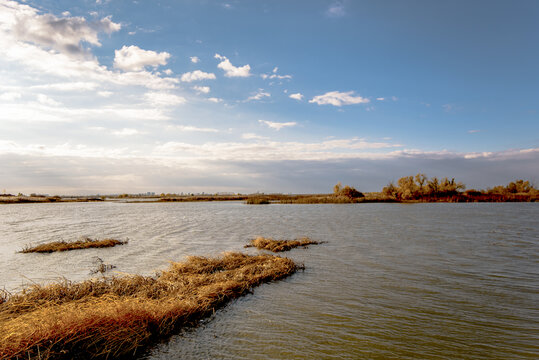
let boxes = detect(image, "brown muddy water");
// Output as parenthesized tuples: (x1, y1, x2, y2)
(0, 202, 537, 359)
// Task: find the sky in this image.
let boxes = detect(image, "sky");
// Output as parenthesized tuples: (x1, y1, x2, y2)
(0, 0, 538, 195)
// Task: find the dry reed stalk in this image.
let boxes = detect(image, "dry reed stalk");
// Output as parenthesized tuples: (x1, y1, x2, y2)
(0, 252, 299, 359)
(20, 237, 128, 253)
(245, 237, 319, 252)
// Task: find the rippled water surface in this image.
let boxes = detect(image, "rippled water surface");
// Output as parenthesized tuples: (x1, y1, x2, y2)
(1, 202, 538, 359)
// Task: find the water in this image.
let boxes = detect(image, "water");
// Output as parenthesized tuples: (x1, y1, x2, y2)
(0, 202, 538, 359)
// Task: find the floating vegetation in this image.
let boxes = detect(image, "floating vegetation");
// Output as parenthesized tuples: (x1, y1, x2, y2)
(245, 236, 320, 252)
(0, 252, 299, 359)
(20, 237, 128, 253)
(90, 257, 117, 275)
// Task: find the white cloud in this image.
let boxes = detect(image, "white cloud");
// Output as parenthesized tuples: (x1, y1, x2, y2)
(0, 92, 22, 101)
(97, 91, 113, 97)
(246, 90, 270, 102)
(31, 82, 99, 92)
(242, 133, 268, 140)
(193, 85, 210, 94)
(113, 45, 170, 72)
(145, 92, 186, 106)
(207, 97, 223, 103)
(37, 94, 61, 106)
(163, 69, 173, 75)
(190, 56, 199, 63)
(261, 66, 292, 80)
(180, 70, 216, 82)
(289, 93, 303, 101)
(171, 125, 219, 133)
(0, 102, 171, 123)
(215, 53, 251, 77)
(376, 97, 385, 101)
(327, 2, 346, 17)
(8, 2, 120, 56)
(0, 4, 178, 91)
(309, 91, 370, 106)
(113, 128, 143, 136)
(153, 137, 405, 161)
(258, 120, 297, 131)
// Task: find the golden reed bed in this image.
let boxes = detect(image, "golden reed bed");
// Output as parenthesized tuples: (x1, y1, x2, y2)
(20, 237, 128, 253)
(0, 253, 299, 359)
(245, 237, 320, 252)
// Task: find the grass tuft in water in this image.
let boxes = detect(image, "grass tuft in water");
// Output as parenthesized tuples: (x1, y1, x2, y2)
(0, 252, 299, 359)
(245, 236, 320, 252)
(20, 237, 128, 253)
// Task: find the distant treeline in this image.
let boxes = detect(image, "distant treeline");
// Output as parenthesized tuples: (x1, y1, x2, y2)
(2, 177, 537, 205)
(381, 174, 537, 202)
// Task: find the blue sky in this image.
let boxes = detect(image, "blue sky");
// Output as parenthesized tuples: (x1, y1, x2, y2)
(0, 0, 538, 194)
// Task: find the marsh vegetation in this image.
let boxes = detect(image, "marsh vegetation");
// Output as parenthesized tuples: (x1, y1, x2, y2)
(245, 237, 320, 252)
(380, 174, 537, 202)
(20, 237, 128, 253)
(0, 253, 299, 359)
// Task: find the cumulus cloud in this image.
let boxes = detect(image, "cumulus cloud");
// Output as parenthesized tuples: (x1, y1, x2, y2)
(309, 91, 369, 106)
(261, 66, 292, 80)
(8, 1, 120, 56)
(145, 92, 186, 106)
(114, 45, 170, 72)
(376, 97, 385, 101)
(180, 70, 216, 82)
(258, 120, 296, 130)
(246, 90, 270, 102)
(289, 93, 303, 101)
(193, 85, 210, 94)
(1, 3, 178, 94)
(207, 97, 223, 103)
(215, 53, 251, 77)
(190, 56, 199, 63)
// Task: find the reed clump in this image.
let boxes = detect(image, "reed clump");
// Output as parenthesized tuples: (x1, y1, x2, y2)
(245, 236, 320, 252)
(20, 237, 128, 253)
(0, 252, 298, 359)
(245, 196, 270, 204)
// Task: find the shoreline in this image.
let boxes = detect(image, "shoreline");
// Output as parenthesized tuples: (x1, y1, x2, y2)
(1, 193, 536, 205)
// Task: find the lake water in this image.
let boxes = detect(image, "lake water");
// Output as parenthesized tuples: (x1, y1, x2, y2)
(0, 202, 538, 359)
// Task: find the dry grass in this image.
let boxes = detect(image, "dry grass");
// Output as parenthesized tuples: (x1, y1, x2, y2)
(20, 237, 128, 253)
(245, 197, 270, 204)
(245, 237, 320, 252)
(279, 195, 365, 204)
(0, 252, 299, 359)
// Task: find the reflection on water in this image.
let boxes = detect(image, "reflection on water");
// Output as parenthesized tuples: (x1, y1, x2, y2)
(1, 202, 538, 359)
